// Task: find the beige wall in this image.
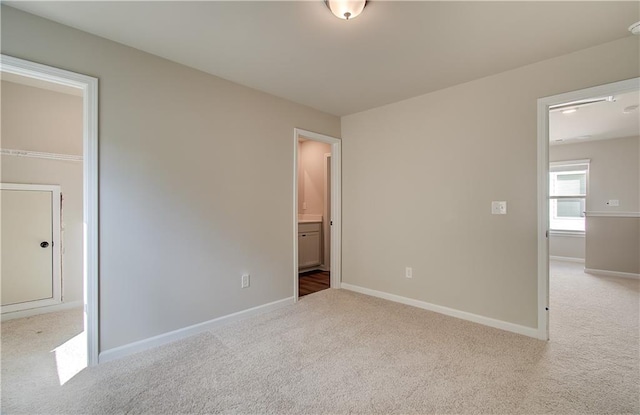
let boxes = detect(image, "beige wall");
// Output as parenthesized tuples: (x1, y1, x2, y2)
(1, 80, 84, 304)
(550, 136, 640, 212)
(1, 6, 341, 352)
(298, 140, 331, 216)
(341, 36, 639, 329)
(549, 136, 640, 261)
(1, 80, 83, 155)
(586, 217, 640, 274)
(549, 235, 585, 260)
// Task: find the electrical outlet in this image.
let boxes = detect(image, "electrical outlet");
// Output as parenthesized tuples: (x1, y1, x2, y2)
(241, 273, 250, 288)
(491, 201, 507, 215)
(405, 267, 412, 279)
(606, 199, 619, 207)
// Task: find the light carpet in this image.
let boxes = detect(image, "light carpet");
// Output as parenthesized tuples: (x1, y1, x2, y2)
(1, 261, 638, 414)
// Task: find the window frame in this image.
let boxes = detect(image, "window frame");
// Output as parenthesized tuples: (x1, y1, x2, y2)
(549, 159, 590, 235)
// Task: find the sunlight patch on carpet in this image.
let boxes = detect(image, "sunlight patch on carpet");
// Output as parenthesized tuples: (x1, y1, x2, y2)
(52, 331, 86, 385)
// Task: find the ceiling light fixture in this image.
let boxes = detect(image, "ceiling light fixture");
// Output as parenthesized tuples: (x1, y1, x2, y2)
(549, 96, 615, 112)
(325, 0, 367, 20)
(629, 21, 640, 35)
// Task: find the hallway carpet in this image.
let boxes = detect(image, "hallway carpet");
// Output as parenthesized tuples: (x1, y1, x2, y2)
(2, 261, 638, 413)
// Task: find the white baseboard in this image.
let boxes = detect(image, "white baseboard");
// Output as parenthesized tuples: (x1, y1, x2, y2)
(99, 296, 294, 364)
(299, 266, 323, 273)
(550, 256, 585, 263)
(1, 300, 83, 321)
(585, 268, 640, 280)
(340, 283, 541, 339)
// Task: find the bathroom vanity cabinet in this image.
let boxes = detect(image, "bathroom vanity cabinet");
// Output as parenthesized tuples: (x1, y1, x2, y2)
(298, 221, 322, 269)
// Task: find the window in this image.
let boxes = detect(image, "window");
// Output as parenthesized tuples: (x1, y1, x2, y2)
(549, 160, 589, 232)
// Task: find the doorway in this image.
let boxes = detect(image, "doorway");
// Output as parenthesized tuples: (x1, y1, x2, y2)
(0, 55, 99, 366)
(293, 128, 341, 300)
(537, 77, 640, 340)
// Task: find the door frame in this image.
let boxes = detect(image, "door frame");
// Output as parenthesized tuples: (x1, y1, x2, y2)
(322, 152, 332, 271)
(536, 77, 640, 341)
(1, 54, 99, 366)
(1, 183, 62, 313)
(293, 128, 341, 299)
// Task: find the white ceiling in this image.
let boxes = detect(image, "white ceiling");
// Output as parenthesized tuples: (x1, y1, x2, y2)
(7, 1, 639, 116)
(550, 91, 640, 145)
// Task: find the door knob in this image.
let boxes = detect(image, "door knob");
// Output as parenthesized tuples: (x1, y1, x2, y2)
(40, 241, 49, 248)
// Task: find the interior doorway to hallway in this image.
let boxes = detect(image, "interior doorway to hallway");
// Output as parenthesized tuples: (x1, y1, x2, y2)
(537, 77, 639, 340)
(293, 128, 341, 300)
(0, 55, 99, 368)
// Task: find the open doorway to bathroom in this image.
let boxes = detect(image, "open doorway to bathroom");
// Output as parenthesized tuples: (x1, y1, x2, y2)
(298, 138, 331, 296)
(293, 129, 341, 300)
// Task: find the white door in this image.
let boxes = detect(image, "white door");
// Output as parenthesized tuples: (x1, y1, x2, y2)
(1, 184, 61, 313)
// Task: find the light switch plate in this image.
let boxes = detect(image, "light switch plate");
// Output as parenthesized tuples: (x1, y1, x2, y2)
(405, 267, 412, 279)
(491, 201, 507, 215)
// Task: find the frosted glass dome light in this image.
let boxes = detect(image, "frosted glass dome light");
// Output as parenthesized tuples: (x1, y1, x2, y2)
(325, 0, 367, 20)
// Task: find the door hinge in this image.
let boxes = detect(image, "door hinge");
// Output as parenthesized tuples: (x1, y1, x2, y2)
(545, 230, 549, 238)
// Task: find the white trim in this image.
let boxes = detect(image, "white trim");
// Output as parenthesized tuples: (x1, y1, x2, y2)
(585, 211, 640, 218)
(1, 183, 62, 314)
(1, 182, 61, 192)
(99, 296, 294, 363)
(537, 90, 551, 341)
(323, 152, 331, 271)
(1, 54, 100, 366)
(549, 230, 584, 238)
(585, 268, 640, 280)
(537, 77, 640, 342)
(549, 159, 591, 168)
(550, 256, 585, 263)
(293, 133, 299, 300)
(293, 128, 342, 300)
(340, 283, 541, 339)
(1, 148, 83, 162)
(299, 266, 324, 273)
(1, 301, 82, 321)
